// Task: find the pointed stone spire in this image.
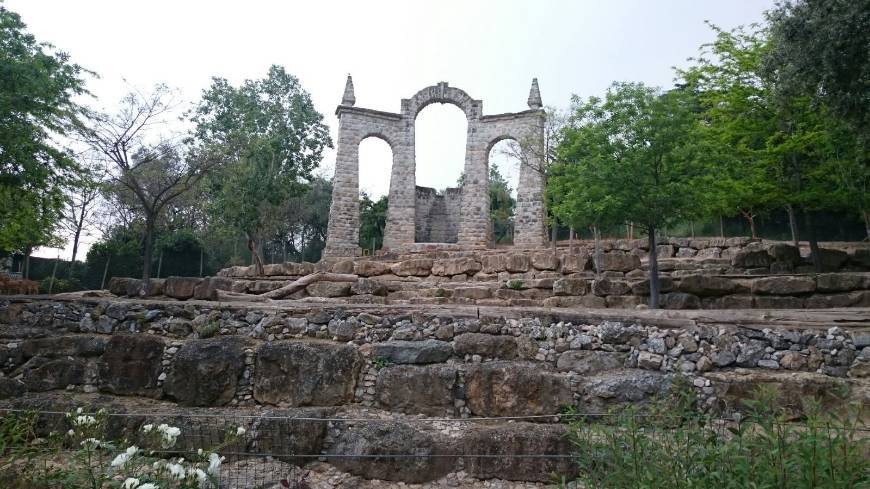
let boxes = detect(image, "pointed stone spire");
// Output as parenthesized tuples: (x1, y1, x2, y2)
(527, 78, 542, 109)
(341, 74, 356, 106)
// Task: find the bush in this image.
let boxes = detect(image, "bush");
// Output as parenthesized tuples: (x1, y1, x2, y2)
(38, 277, 82, 294)
(565, 384, 868, 488)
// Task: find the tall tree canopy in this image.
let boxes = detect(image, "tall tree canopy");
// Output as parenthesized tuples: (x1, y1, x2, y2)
(192, 65, 332, 274)
(0, 6, 90, 256)
(551, 82, 703, 308)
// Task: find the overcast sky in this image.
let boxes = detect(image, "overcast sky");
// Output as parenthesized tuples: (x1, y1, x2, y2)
(9, 0, 774, 259)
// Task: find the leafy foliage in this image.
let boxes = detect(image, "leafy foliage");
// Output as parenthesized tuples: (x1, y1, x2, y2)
(359, 192, 387, 252)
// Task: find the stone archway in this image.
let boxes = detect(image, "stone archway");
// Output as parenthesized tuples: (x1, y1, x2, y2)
(323, 76, 547, 257)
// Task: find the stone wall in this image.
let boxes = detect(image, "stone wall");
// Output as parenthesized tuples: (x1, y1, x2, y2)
(1, 298, 867, 484)
(414, 186, 460, 243)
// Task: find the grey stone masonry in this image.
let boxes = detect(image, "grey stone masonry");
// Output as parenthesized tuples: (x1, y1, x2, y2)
(323, 77, 548, 257)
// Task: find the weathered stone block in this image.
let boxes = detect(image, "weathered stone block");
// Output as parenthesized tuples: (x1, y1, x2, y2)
(462, 424, 578, 482)
(453, 333, 516, 359)
(731, 247, 772, 268)
(390, 259, 434, 277)
(505, 254, 530, 273)
(350, 278, 387, 296)
(452, 287, 492, 300)
(431, 257, 482, 276)
(600, 253, 641, 271)
(354, 260, 391, 277)
(766, 243, 801, 265)
(164, 276, 202, 300)
(369, 340, 453, 364)
(659, 292, 701, 309)
(577, 369, 671, 412)
(751, 276, 816, 295)
(193, 277, 233, 300)
(556, 350, 625, 374)
(164, 336, 246, 406)
(816, 273, 864, 292)
(542, 296, 606, 308)
(253, 341, 361, 406)
(22, 358, 86, 391)
(481, 254, 507, 273)
(99, 335, 165, 398)
(754, 295, 806, 309)
(254, 408, 330, 465)
(306, 281, 351, 297)
(678, 275, 740, 296)
(530, 252, 559, 271)
(21, 336, 107, 358)
(330, 260, 355, 274)
(376, 364, 457, 416)
(553, 278, 587, 296)
(591, 279, 630, 297)
(561, 253, 590, 273)
(630, 276, 675, 295)
(464, 362, 573, 416)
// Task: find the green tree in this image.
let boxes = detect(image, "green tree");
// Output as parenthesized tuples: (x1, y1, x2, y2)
(359, 192, 388, 252)
(0, 6, 90, 261)
(489, 163, 515, 244)
(192, 65, 332, 275)
(551, 83, 703, 308)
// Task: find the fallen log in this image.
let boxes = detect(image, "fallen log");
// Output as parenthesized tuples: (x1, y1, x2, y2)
(215, 290, 269, 302)
(261, 272, 358, 299)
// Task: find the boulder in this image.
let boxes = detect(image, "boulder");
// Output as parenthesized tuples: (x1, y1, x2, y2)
(353, 260, 391, 277)
(600, 253, 641, 271)
(164, 276, 203, 300)
(556, 350, 625, 374)
(390, 258, 434, 277)
(766, 243, 801, 265)
(591, 279, 631, 297)
(637, 351, 664, 369)
(253, 408, 331, 465)
(253, 341, 361, 406)
(306, 281, 352, 298)
(657, 245, 675, 258)
(22, 357, 86, 391)
(464, 362, 573, 416)
(678, 275, 740, 296)
(330, 260, 355, 274)
(462, 424, 578, 482)
(505, 254, 530, 273)
(751, 276, 816, 295)
(164, 336, 246, 406)
(675, 247, 697, 258)
(453, 333, 516, 359)
(696, 247, 722, 259)
(20, 336, 107, 358)
(431, 258, 482, 276)
(0, 378, 25, 399)
(561, 253, 590, 273)
(192, 276, 234, 300)
(704, 370, 854, 416)
(481, 254, 507, 273)
(817, 249, 849, 271)
(816, 273, 864, 292)
(530, 252, 559, 271)
(99, 335, 165, 397)
(370, 340, 453, 364)
(553, 278, 587, 296)
(350, 278, 387, 296)
(452, 287, 492, 300)
(327, 421, 455, 483)
(376, 364, 457, 416)
(659, 292, 701, 309)
(577, 369, 671, 412)
(630, 276, 675, 295)
(731, 247, 772, 268)
(107, 277, 137, 296)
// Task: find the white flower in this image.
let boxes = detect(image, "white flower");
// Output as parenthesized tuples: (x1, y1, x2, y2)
(197, 448, 203, 456)
(110, 446, 139, 468)
(80, 438, 101, 448)
(142, 424, 154, 433)
(167, 462, 186, 479)
(235, 426, 246, 436)
(67, 429, 75, 437)
(138, 484, 159, 489)
(122, 478, 141, 489)
(156, 424, 181, 448)
(193, 468, 207, 483)
(207, 452, 224, 476)
(76, 407, 83, 414)
(73, 415, 96, 426)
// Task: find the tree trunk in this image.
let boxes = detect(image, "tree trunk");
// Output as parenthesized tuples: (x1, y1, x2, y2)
(262, 272, 358, 299)
(69, 223, 83, 279)
(592, 225, 601, 279)
(23, 248, 31, 279)
(787, 204, 800, 247)
(142, 218, 155, 280)
(569, 226, 576, 254)
(100, 255, 111, 290)
(156, 249, 163, 279)
(804, 210, 822, 272)
(740, 211, 757, 239)
(647, 226, 660, 309)
(863, 209, 870, 242)
(551, 219, 558, 251)
(628, 222, 634, 240)
(719, 216, 725, 238)
(247, 234, 265, 276)
(199, 247, 204, 277)
(48, 257, 59, 294)
(689, 221, 695, 240)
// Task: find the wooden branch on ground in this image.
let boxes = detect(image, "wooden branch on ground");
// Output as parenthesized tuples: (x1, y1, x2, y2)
(215, 290, 269, 302)
(261, 272, 358, 300)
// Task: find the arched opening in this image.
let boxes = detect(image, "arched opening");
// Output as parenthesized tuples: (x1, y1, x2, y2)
(358, 136, 392, 253)
(414, 104, 467, 243)
(488, 139, 522, 245)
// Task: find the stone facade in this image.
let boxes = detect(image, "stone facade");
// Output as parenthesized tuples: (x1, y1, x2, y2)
(415, 186, 461, 243)
(323, 77, 548, 257)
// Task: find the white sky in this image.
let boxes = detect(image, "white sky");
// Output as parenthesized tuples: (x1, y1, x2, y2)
(10, 0, 774, 259)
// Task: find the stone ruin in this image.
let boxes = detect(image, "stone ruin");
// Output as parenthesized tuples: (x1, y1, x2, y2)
(323, 76, 548, 257)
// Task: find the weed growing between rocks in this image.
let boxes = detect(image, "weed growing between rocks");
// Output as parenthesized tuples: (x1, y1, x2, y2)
(0, 408, 244, 488)
(564, 384, 868, 488)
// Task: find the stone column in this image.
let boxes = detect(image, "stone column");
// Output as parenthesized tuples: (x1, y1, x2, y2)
(513, 113, 548, 248)
(323, 115, 361, 257)
(382, 104, 417, 249)
(457, 120, 490, 247)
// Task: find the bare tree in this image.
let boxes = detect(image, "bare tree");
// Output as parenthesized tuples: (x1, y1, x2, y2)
(60, 154, 106, 277)
(80, 85, 216, 281)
